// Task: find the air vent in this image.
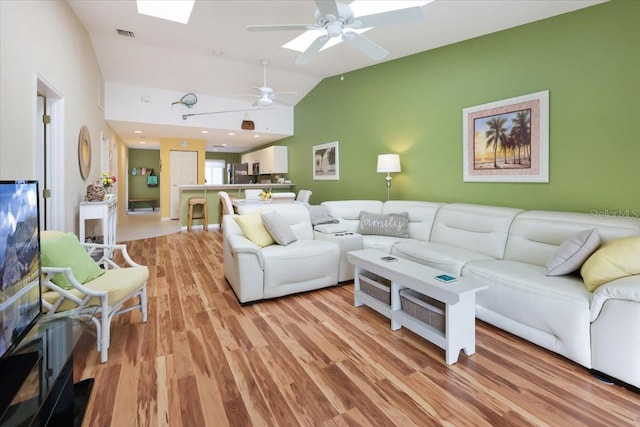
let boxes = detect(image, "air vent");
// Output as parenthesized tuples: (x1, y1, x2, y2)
(116, 29, 135, 38)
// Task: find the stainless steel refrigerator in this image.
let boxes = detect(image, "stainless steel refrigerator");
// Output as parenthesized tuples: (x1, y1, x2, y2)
(228, 163, 251, 184)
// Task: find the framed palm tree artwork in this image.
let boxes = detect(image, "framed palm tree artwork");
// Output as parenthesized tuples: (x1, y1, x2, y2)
(313, 141, 339, 180)
(462, 90, 549, 182)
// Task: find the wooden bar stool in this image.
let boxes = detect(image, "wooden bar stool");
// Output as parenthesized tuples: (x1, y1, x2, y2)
(187, 197, 208, 231)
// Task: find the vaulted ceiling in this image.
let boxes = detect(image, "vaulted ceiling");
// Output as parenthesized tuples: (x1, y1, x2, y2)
(67, 0, 605, 152)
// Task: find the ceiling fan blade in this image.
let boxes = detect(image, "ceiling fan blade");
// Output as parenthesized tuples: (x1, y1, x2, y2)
(314, 0, 340, 19)
(342, 32, 389, 61)
(295, 35, 330, 64)
(273, 98, 295, 107)
(354, 6, 424, 28)
(246, 24, 313, 32)
(273, 90, 298, 96)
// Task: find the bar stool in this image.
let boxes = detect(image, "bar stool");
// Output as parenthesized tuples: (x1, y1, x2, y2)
(187, 197, 208, 231)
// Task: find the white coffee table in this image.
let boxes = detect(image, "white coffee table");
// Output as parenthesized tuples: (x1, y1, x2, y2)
(347, 249, 488, 365)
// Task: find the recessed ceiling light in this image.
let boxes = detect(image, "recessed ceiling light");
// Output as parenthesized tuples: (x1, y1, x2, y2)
(134, 130, 142, 134)
(254, 134, 260, 138)
(139, 141, 146, 144)
(201, 130, 208, 134)
(212, 49, 223, 56)
(221, 144, 227, 147)
(136, 0, 195, 24)
(283, 1, 430, 53)
(227, 132, 235, 136)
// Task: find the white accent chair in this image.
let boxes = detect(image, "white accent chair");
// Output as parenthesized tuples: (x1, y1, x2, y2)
(245, 189, 262, 200)
(271, 192, 296, 203)
(40, 231, 148, 363)
(296, 190, 312, 204)
(218, 191, 234, 227)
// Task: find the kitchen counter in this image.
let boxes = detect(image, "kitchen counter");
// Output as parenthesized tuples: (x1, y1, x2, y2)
(179, 183, 294, 191)
(178, 183, 296, 227)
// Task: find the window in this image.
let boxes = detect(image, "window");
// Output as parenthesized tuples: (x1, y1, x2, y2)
(204, 159, 225, 185)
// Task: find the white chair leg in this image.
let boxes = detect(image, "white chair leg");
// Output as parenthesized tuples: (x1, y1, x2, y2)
(141, 283, 148, 323)
(100, 301, 110, 363)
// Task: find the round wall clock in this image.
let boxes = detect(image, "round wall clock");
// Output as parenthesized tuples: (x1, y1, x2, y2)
(78, 125, 91, 180)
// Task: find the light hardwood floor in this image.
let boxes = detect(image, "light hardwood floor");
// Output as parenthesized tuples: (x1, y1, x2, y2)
(75, 230, 639, 427)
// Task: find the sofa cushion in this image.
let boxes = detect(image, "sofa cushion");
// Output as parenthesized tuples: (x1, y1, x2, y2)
(382, 201, 443, 241)
(430, 203, 523, 260)
(581, 236, 640, 292)
(234, 211, 274, 247)
(546, 229, 600, 276)
(358, 211, 409, 238)
(261, 211, 297, 246)
(392, 241, 495, 276)
(465, 259, 592, 367)
(41, 232, 105, 290)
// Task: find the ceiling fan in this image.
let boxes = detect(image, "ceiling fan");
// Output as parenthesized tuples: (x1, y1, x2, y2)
(247, 1, 425, 64)
(233, 60, 297, 107)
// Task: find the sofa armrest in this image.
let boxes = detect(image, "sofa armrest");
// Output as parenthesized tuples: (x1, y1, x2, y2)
(590, 275, 640, 322)
(226, 234, 265, 269)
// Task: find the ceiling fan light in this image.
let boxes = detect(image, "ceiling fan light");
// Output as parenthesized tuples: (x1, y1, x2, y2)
(257, 97, 273, 107)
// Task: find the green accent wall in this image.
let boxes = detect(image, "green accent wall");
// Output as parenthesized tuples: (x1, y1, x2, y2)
(280, 1, 640, 213)
(128, 149, 160, 204)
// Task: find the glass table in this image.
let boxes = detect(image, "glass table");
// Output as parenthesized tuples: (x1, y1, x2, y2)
(0, 306, 98, 426)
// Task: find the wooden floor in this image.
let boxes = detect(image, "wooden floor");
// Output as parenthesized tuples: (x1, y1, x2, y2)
(75, 230, 639, 427)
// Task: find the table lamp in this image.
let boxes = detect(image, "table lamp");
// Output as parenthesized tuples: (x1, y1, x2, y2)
(377, 154, 401, 200)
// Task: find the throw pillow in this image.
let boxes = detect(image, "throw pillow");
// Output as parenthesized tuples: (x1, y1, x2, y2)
(306, 205, 338, 225)
(580, 236, 640, 292)
(234, 211, 274, 247)
(41, 232, 105, 291)
(261, 211, 297, 246)
(358, 211, 409, 238)
(546, 229, 600, 276)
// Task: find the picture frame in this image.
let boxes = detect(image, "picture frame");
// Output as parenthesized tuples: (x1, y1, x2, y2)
(313, 141, 339, 180)
(462, 90, 549, 183)
(78, 125, 91, 180)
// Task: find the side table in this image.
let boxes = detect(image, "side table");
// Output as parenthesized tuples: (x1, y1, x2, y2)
(79, 198, 117, 257)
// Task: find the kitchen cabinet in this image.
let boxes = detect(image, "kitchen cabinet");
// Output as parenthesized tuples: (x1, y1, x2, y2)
(242, 146, 288, 174)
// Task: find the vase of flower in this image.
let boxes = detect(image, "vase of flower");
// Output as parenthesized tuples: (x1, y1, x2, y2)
(100, 172, 116, 200)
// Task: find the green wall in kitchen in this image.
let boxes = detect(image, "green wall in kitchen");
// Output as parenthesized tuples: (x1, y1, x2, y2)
(280, 0, 639, 213)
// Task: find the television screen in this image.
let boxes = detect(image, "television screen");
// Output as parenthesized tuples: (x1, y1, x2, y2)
(0, 181, 42, 359)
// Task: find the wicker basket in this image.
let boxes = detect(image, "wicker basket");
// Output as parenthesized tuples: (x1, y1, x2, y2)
(400, 288, 446, 332)
(86, 184, 105, 202)
(358, 273, 391, 304)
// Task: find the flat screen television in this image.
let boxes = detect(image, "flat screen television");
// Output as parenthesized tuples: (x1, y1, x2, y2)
(0, 180, 42, 360)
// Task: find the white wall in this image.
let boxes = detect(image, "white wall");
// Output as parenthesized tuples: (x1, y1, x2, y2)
(0, 0, 121, 233)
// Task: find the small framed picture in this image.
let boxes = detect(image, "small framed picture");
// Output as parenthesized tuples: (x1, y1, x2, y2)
(313, 141, 339, 180)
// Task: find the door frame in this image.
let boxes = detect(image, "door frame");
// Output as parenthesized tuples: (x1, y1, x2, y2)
(36, 73, 64, 231)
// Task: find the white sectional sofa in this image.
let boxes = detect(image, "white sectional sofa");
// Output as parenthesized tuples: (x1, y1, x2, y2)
(222, 203, 339, 303)
(222, 198, 640, 390)
(318, 200, 640, 390)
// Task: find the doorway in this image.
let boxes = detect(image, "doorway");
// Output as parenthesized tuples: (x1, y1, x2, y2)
(169, 150, 198, 219)
(36, 75, 64, 231)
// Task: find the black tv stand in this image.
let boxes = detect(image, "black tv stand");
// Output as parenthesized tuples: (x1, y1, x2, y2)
(0, 308, 97, 426)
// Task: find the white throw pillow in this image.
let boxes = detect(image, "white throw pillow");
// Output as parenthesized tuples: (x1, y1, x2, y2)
(261, 211, 297, 246)
(546, 228, 600, 276)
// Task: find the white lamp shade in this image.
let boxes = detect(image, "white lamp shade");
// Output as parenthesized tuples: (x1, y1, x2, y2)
(377, 154, 401, 173)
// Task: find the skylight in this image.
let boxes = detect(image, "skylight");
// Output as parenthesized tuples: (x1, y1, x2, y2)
(137, 0, 195, 24)
(283, 1, 432, 53)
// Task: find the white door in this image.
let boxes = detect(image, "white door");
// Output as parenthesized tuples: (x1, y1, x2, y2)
(170, 150, 198, 219)
(36, 76, 64, 231)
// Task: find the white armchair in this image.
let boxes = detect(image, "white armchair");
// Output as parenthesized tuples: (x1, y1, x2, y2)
(40, 231, 148, 363)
